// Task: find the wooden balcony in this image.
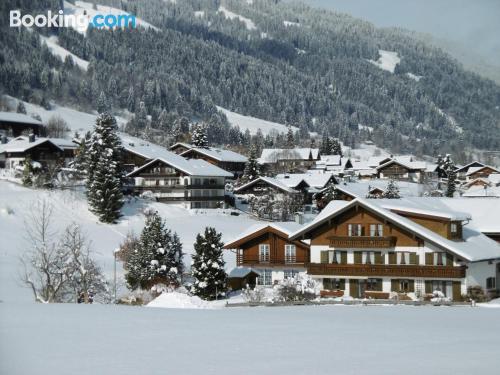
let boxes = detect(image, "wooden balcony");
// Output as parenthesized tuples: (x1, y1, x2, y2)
(328, 236, 397, 248)
(236, 256, 305, 268)
(307, 263, 466, 279)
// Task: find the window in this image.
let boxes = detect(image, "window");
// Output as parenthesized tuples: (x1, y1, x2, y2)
(363, 251, 375, 264)
(284, 269, 299, 279)
(486, 277, 496, 290)
(451, 223, 458, 234)
(348, 224, 363, 237)
(398, 252, 410, 265)
(370, 224, 384, 237)
(399, 279, 410, 293)
(323, 278, 344, 290)
(284, 245, 296, 263)
(365, 278, 382, 291)
(259, 244, 270, 263)
(434, 252, 444, 266)
(257, 269, 272, 286)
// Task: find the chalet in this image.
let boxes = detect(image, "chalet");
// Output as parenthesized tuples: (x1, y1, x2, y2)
(455, 161, 486, 181)
(312, 155, 353, 175)
(224, 222, 310, 288)
(259, 148, 320, 173)
(275, 173, 337, 203)
(0, 135, 76, 171)
(376, 159, 427, 183)
(462, 174, 500, 198)
(289, 198, 500, 300)
(234, 176, 299, 197)
(465, 165, 499, 181)
(125, 149, 233, 209)
(169, 142, 192, 155)
(180, 147, 247, 178)
(0, 112, 44, 137)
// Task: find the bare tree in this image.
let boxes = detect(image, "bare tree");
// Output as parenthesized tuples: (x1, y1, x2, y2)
(46, 115, 70, 138)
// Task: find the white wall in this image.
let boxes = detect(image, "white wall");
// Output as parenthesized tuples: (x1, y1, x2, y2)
(466, 260, 498, 290)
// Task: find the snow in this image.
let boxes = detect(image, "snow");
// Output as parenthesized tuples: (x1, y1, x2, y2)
(284, 20, 301, 27)
(194, 11, 205, 18)
(217, 6, 256, 31)
(40, 35, 89, 71)
(369, 50, 401, 73)
(63, 1, 158, 35)
(407, 72, 423, 82)
(1, 302, 499, 375)
(147, 291, 213, 309)
(478, 298, 500, 308)
(217, 106, 298, 135)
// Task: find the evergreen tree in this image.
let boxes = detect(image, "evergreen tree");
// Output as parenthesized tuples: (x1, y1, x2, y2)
(71, 131, 91, 180)
(382, 179, 401, 199)
(286, 125, 295, 148)
(191, 123, 208, 148)
(22, 155, 34, 186)
(190, 227, 226, 300)
(446, 168, 457, 197)
(96, 91, 109, 114)
(331, 138, 343, 156)
(242, 145, 260, 182)
(320, 133, 332, 154)
(86, 113, 123, 223)
(315, 180, 339, 209)
(17, 101, 27, 114)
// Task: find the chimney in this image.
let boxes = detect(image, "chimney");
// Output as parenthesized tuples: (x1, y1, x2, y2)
(28, 134, 36, 143)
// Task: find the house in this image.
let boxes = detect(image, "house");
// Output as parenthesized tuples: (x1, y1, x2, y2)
(224, 222, 310, 288)
(125, 149, 233, 209)
(0, 112, 44, 137)
(312, 155, 353, 175)
(234, 176, 300, 197)
(288, 198, 500, 300)
(455, 161, 486, 181)
(461, 174, 500, 198)
(0, 135, 75, 171)
(169, 142, 192, 155)
(275, 172, 337, 203)
(465, 165, 499, 181)
(180, 147, 247, 178)
(376, 159, 427, 183)
(259, 148, 320, 173)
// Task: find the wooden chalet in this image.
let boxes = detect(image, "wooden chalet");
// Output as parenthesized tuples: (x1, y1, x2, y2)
(465, 165, 499, 181)
(455, 161, 486, 181)
(169, 142, 193, 155)
(288, 198, 500, 300)
(180, 147, 247, 178)
(259, 148, 320, 173)
(224, 222, 310, 287)
(376, 159, 426, 183)
(0, 112, 44, 137)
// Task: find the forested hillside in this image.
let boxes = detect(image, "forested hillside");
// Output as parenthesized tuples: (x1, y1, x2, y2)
(1, 0, 499, 158)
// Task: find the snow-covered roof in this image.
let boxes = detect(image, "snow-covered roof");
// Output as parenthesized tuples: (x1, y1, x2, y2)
(0, 112, 43, 126)
(228, 267, 261, 278)
(181, 147, 248, 163)
(466, 165, 499, 176)
(376, 158, 427, 171)
(259, 148, 319, 163)
(169, 142, 192, 150)
(276, 173, 334, 189)
(488, 174, 500, 185)
(234, 177, 298, 194)
(290, 198, 500, 262)
(455, 161, 485, 173)
(225, 222, 305, 248)
(320, 155, 342, 165)
(333, 180, 423, 198)
(462, 185, 500, 198)
(374, 199, 471, 221)
(0, 136, 63, 154)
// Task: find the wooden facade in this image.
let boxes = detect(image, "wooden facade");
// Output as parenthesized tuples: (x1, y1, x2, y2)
(468, 166, 499, 180)
(180, 149, 246, 178)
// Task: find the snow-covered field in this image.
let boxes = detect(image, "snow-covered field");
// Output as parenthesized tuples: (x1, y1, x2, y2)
(0, 181, 259, 303)
(1, 302, 500, 375)
(217, 6, 257, 30)
(217, 106, 299, 135)
(40, 35, 89, 71)
(369, 50, 401, 73)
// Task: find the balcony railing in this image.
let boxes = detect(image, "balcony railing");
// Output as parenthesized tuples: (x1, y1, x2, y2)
(236, 256, 305, 267)
(306, 263, 466, 279)
(328, 236, 397, 248)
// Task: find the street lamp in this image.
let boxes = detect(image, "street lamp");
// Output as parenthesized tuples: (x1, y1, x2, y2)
(113, 248, 120, 303)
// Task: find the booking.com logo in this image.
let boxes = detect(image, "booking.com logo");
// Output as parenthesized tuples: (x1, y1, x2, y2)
(9, 10, 136, 29)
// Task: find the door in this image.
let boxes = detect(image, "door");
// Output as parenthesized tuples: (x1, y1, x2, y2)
(349, 279, 359, 298)
(358, 280, 366, 298)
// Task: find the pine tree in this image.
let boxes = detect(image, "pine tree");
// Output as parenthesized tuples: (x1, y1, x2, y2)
(286, 125, 295, 148)
(320, 132, 332, 154)
(382, 179, 401, 199)
(242, 145, 260, 182)
(446, 168, 457, 197)
(191, 123, 208, 148)
(331, 138, 342, 156)
(17, 101, 27, 114)
(190, 227, 226, 300)
(86, 113, 123, 223)
(71, 131, 91, 180)
(96, 91, 109, 114)
(126, 212, 182, 290)
(22, 155, 34, 186)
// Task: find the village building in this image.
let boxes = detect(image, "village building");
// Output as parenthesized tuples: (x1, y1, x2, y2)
(465, 165, 499, 181)
(234, 176, 300, 197)
(224, 222, 310, 288)
(169, 142, 193, 155)
(311, 155, 353, 175)
(180, 147, 247, 178)
(125, 148, 233, 208)
(259, 148, 320, 173)
(376, 159, 427, 183)
(454, 161, 486, 181)
(288, 198, 500, 300)
(274, 172, 337, 203)
(0, 112, 44, 137)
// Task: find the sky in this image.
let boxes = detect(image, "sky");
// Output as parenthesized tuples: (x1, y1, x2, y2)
(299, 0, 500, 80)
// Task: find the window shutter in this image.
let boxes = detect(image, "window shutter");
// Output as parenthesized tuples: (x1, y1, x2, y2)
(323, 278, 332, 290)
(339, 279, 346, 290)
(409, 280, 415, 292)
(376, 279, 383, 291)
(375, 252, 383, 264)
(391, 279, 399, 292)
(320, 251, 328, 264)
(354, 251, 362, 264)
(452, 281, 461, 301)
(445, 253, 453, 266)
(349, 279, 358, 298)
(388, 252, 396, 264)
(409, 253, 418, 265)
(425, 280, 432, 294)
(341, 251, 348, 264)
(425, 253, 433, 265)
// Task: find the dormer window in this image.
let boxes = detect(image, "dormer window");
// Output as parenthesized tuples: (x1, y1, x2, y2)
(451, 223, 457, 234)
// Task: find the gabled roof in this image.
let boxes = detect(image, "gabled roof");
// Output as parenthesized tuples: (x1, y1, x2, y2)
(169, 142, 193, 150)
(276, 172, 335, 189)
(259, 148, 319, 163)
(0, 112, 43, 126)
(234, 176, 298, 194)
(126, 156, 233, 178)
(228, 267, 261, 278)
(455, 161, 485, 173)
(0, 136, 63, 154)
(224, 222, 308, 250)
(289, 198, 500, 262)
(376, 158, 426, 172)
(181, 147, 248, 163)
(466, 165, 499, 176)
(329, 180, 423, 199)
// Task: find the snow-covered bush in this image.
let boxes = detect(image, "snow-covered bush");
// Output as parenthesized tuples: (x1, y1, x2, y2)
(430, 290, 451, 304)
(465, 285, 489, 302)
(274, 274, 320, 302)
